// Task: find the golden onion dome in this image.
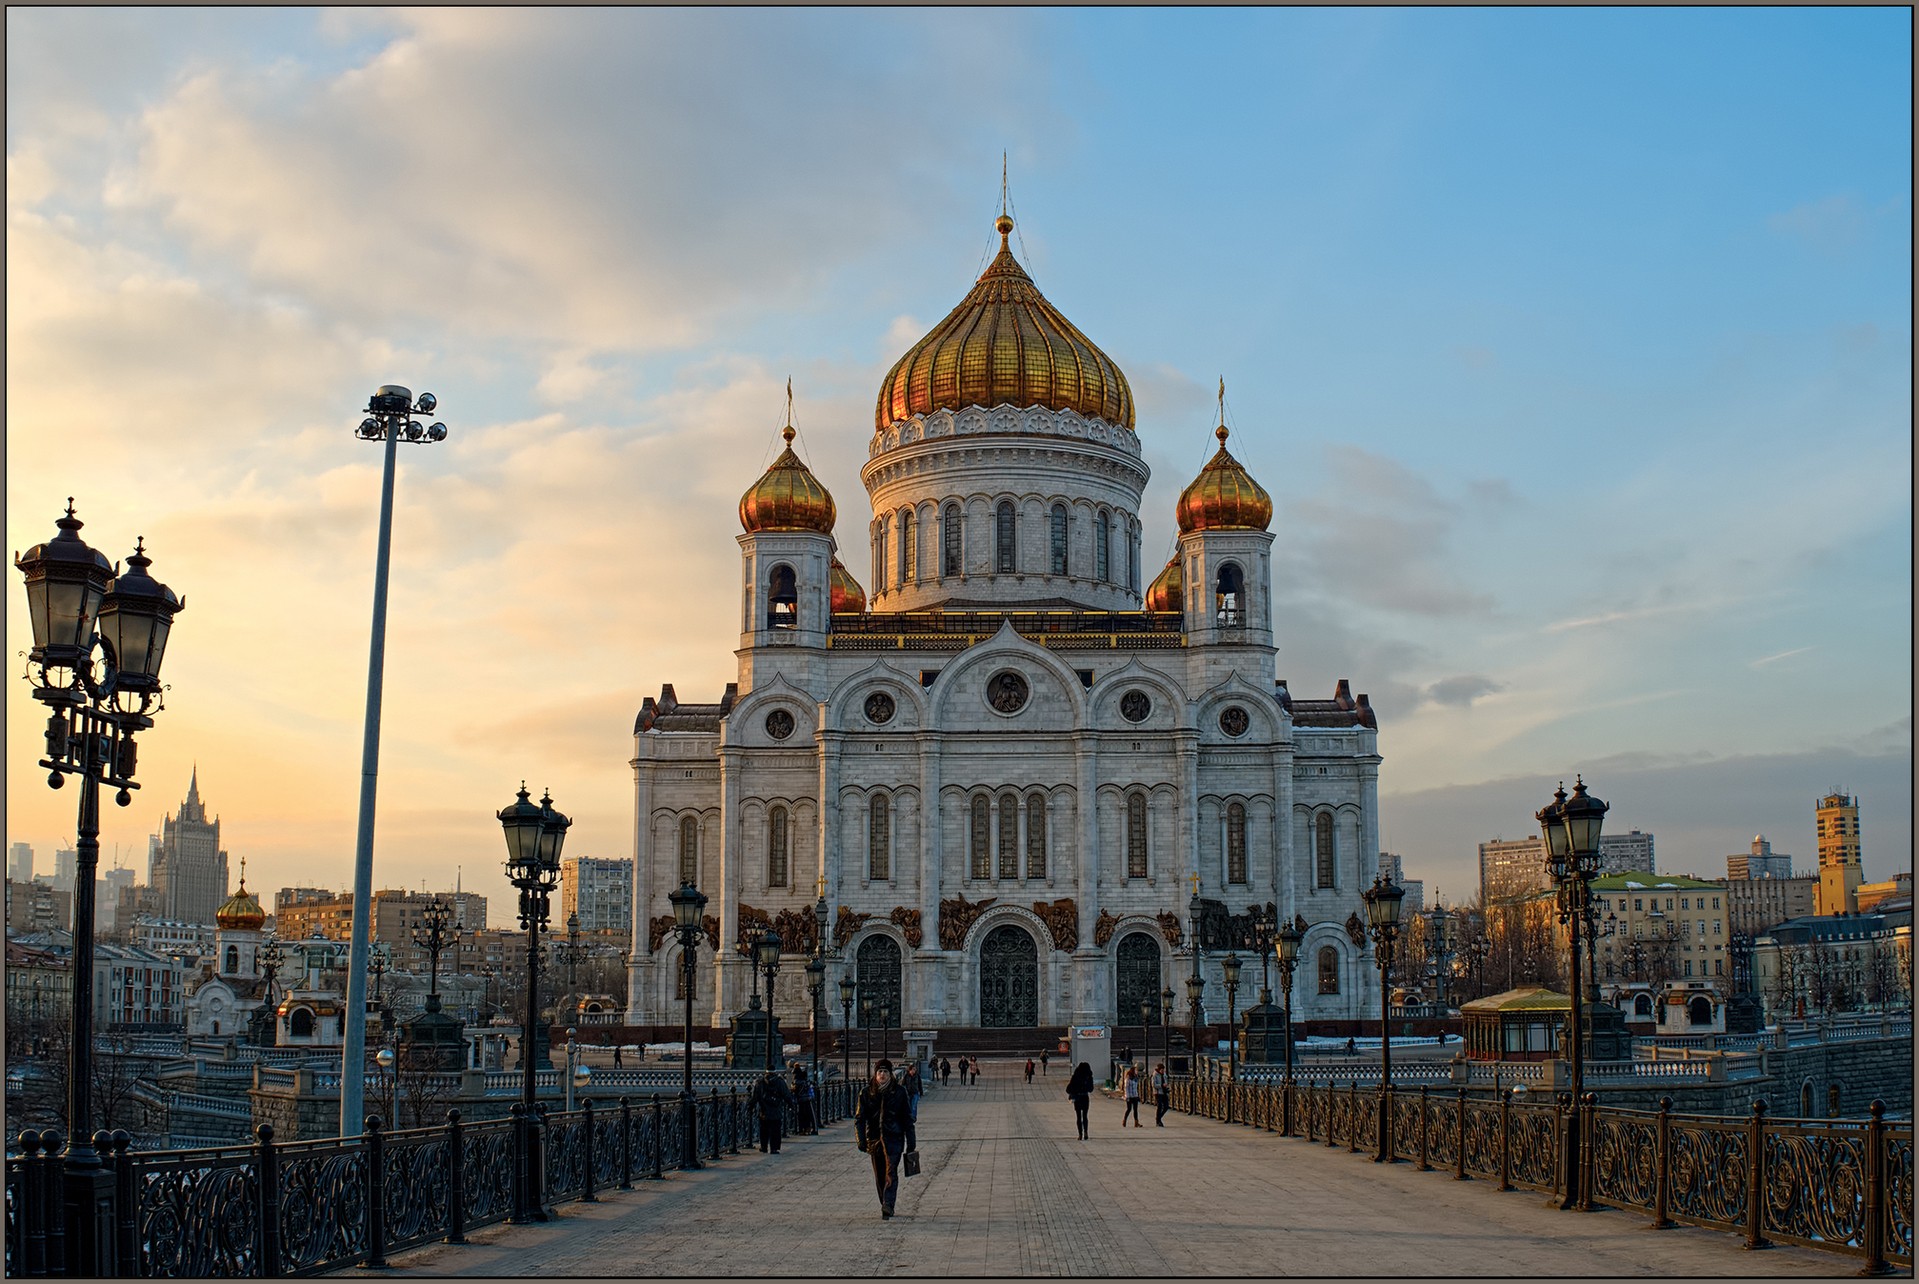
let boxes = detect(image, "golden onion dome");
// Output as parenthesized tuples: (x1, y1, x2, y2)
(1176, 423, 1272, 534)
(829, 557, 867, 613)
(740, 425, 836, 534)
(1143, 556, 1182, 612)
(216, 879, 266, 932)
(875, 214, 1134, 432)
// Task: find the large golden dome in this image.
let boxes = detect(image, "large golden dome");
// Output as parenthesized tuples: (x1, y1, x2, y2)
(216, 879, 266, 932)
(740, 425, 836, 534)
(829, 557, 867, 613)
(875, 215, 1134, 432)
(1176, 424, 1272, 533)
(1143, 556, 1182, 612)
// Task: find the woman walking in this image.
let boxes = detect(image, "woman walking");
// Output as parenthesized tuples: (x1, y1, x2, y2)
(1121, 1064, 1143, 1127)
(1066, 1061, 1095, 1139)
(854, 1059, 917, 1219)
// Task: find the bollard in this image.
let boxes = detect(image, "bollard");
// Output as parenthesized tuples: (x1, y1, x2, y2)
(1348, 1082, 1361, 1154)
(729, 1088, 741, 1155)
(580, 1100, 598, 1203)
(619, 1098, 633, 1190)
(41, 1132, 66, 1278)
(1418, 1087, 1431, 1172)
(1861, 1100, 1890, 1276)
(111, 1130, 137, 1274)
(446, 1110, 467, 1246)
(1743, 1100, 1771, 1250)
(709, 1091, 722, 1161)
(1282, 1078, 1294, 1139)
(20, 1131, 46, 1278)
(256, 1124, 282, 1276)
(1498, 1090, 1513, 1192)
(364, 1115, 389, 1270)
(1577, 1093, 1597, 1212)
(1651, 1097, 1674, 1229)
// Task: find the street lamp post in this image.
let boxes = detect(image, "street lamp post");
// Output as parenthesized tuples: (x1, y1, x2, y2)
(668, 881, 708, 1171)
(1537, 776, 1608, 1212)
(499, 783, 569, 1222)
(375, 1045, 398, 1130)
(1160, 985, 1174, 1080)
(563, 1028, 581, 1112)
(342, 386, 447, 1137)
(838, 975, 856, 1087)
(1275, 916, 1303, 1133)
(1363, 874, 1405, 1163)
(807, 884, 829, 1098)
(1428, 903, 1453, 1010)
(754, 928, 784, 1071)
(1467, 935, 1491, 999)
(860, 995, 874, 1078)
(553, 912, 587, 1029)
(1187, 878, 1206, 1073)
(15, 501, 184, 1276)
(1221, 954, 1242, 1082)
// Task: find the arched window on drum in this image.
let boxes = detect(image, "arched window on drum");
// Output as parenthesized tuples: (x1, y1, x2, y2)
(943, 505, 963, 578)
(868, 792, 891, 882)
(678, 816, 699, 887)
(970, 793, 991, 879)
(1026, 793, 1047, 880)
(1226, 802, 1248, 885)
(998, 791, 1020, 879)
(996, 502, 1017, 573)
(1050, 504, 1069, 575)
(767, 805, 789, 888)
(1314, 813, 1336, 889)
(1126, 792, 1149, 879)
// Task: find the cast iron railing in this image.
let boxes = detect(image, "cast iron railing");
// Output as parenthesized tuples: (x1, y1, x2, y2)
(4, 1078, 858, 1278)
(1165, 1075, 1912, 1272)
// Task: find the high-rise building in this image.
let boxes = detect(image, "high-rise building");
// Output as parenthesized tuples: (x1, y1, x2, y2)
(1598, 830, 1655, 877)
(5, 879, 72, 934)
(1590, 874, 1731, 986)
(1478, 837, 1547, 905)
(99, 865, 136, 933)
(1725, 874, 1816, 938)
(1728, 835, 1793, 882)
(272, 888, 489, 973)
(1375, 852, 1424, 913)
(149, 769, 230, 926)
(560, 856, 635, 942)
(1815, 792, 1863, 916)
(7, 842, 33, 884)
(53, 845, 77, 894)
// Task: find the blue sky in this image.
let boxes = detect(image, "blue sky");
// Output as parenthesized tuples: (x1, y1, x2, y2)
(6, 8, 1909, 921)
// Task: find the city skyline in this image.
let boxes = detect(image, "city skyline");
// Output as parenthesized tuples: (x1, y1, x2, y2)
(6, 8, 1910, 928)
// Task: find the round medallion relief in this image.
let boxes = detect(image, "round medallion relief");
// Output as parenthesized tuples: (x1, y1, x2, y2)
(863, 692, 896, 725)
(1219, 706, 1250, 737)
(764, 709, 795, 740)
(986, 670, 1029, 714)
(1119, 690, 1151, 723)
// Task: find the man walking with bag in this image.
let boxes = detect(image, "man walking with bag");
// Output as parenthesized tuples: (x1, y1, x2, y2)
(854, 1058, 917, 1218)
(753, 1068, 792, 1154)
(1152, 1061, 1170, 1127)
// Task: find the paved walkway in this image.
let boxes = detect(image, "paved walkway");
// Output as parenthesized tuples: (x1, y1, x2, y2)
(372, 1059, 1847, 1277)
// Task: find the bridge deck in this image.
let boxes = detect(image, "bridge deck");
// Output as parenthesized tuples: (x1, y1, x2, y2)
(369, 1058, 1846, 1278)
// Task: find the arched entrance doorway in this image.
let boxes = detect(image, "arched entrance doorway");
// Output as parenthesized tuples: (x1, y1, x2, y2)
(857, 935, 902, 1026)
(979, 924, 1039, 1027)
(1114, 932, 1162, 1023)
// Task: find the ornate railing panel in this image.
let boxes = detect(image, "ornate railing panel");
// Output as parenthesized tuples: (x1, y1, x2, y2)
(1389, 1093, 1421, 1163)
(132, 1143, 261, 1277)
(1505, 1102, 1560, 1193)
(543, 1113, 588, 1204)
(460, 1120, 515, 1231)
(1428, 1095, 1461, 1172)
(380, 1128, 451, 1256)
(1460, 1097, 1503, 1183)
(591, 1110, 623, 1191)
(1589, 1108, 1658, 1211)
(275, 1136, 368, 1275)
(1665, 1115, 1749, 1234)
(1886, 1129, 1913, 1266)
(1759, 1120, 1869, 1257)
(1351, 1089, 1378, 1153)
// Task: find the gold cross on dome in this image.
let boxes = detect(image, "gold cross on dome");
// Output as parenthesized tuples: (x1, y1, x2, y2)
(1190, 872, 1201, 896)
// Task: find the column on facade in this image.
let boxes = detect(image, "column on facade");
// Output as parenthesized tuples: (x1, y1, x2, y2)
(1359, 759, 1380, 889)
(916, 734, 941, 1027)
(716, 746, 743, 1024)
(1274, 750, 1295, 918)
(817, 728, 842, 917)
(628, 752, 653, 1017)
(1177, 729, 1200, 895)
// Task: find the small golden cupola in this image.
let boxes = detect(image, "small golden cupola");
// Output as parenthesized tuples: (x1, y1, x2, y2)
(828, 557, 867, 613)
(739, 422, 836, 534)
(1175, 418, 1272, 535)
(1143, 556, 1182, 612)
(875, 214, 1134, 432)
(216, 870, 266, 932)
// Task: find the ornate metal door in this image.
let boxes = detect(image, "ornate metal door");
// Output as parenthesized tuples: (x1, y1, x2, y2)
(857, 935, 901, 1025)
(1115, 932, 1162, 1023)
(979, 925, 1038, 1027)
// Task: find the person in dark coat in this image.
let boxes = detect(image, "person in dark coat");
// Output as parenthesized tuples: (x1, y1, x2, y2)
(940, 1056, 951, 1086)
(1066, 1061, 1095, 1139)
(792, 1064, 816, 1135)
(753, 1069, 793, 1154)
(854, 1059, 917, 1218)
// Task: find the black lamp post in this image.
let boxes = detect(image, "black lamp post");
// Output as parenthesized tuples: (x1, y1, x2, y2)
(807, 883, 829, 1092)
(1427, 903, 1453, 1010)
(499, 783, 569, 1221)
(1138, 996, 1153, 1078)
(15, 501, 183, 1277)
(1274, 916, 1303, 1132)
(754, 928, 784, 1070)
(1363, 873, 1405, 1163)
(1160, 985, 1174, 1079)
(553, 911, 587, 1025)
(1221, 954, 1242, 1081)
(838, 974, 856, 1086)
(1187, 878, 1206, 1072)
(1538, 776, 1607, 1211)
(668, 880, 708, 1170)
(1467, 935, 1491, 999)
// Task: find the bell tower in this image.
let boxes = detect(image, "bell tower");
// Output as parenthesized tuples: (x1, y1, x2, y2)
(1173, 402, 1275, 649)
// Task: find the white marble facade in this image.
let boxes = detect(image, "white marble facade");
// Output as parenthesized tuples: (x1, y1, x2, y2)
(626, 222, 1385, 1034)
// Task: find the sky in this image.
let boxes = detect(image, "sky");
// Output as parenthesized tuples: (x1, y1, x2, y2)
(6, 8, 1911, 928)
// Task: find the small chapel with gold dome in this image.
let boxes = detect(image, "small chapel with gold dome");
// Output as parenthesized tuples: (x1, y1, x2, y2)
(627, 214, 1385, 1038)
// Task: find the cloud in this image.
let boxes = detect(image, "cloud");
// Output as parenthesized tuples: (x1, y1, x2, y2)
(1423, 674, 1503, 707)
(1750, 646, 1813, 669)
(1767, 194, 1881, 254)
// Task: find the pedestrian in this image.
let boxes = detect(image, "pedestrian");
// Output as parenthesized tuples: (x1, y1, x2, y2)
(753, 1068, 792, 1153)
(854, 1059, 917, 1219)
(793, 1063, 816, 1135)
(971, 1056, 980, 1085)
(940, 1056, 951, 1086)
(612, 1044, 623, 1069)
(1024, 1058, 1035, 1084)
(1152, 1061, 1170, 1126)
(902, 1061, 923, 1121)
(1121, 1064, 1143, 1127)
(1346, 1036, 1357, 1055)
(1040, 1050, 1049, 1076)
(1066, 1061, 1095, 1139)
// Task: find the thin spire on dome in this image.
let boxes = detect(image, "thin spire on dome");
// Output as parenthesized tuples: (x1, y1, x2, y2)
(1217, 377, 1229, 444)
(784, 377, 796, 445)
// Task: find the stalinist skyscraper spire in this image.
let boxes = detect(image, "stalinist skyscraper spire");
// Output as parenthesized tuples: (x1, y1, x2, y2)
(151, 769, 230, 926)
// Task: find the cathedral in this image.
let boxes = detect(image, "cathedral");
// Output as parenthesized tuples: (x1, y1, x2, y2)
(625, 213, 1385, 1035)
